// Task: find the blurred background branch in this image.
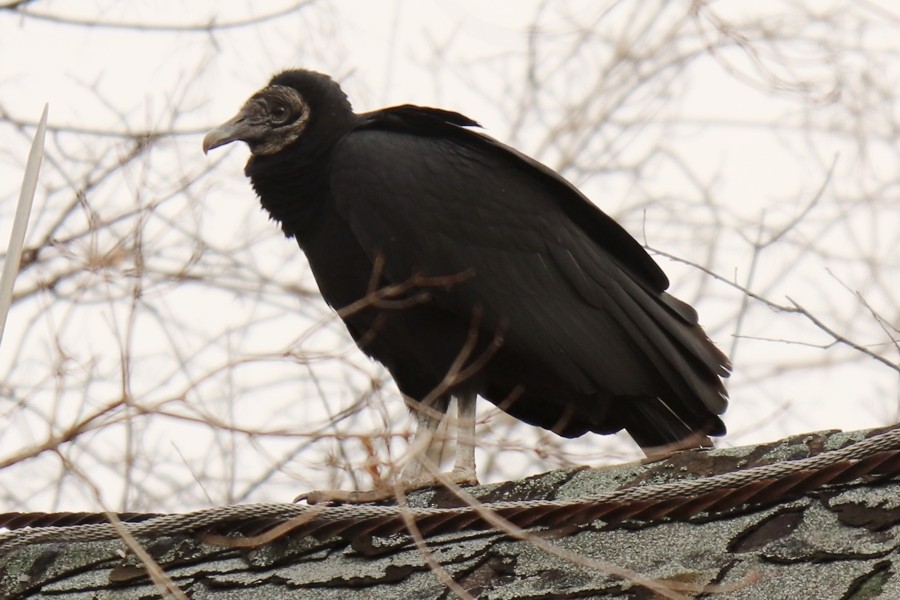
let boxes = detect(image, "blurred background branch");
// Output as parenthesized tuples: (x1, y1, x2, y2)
(0, 0, 898, 514)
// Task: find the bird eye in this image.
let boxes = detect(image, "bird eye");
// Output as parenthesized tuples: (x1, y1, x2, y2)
(270, 103, 291, 124)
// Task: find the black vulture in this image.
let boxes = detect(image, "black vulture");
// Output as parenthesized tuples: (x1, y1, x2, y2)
(203, 69, 730, 499)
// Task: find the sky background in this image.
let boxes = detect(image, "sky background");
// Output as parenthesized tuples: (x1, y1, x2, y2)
(1, 0, 898, 511)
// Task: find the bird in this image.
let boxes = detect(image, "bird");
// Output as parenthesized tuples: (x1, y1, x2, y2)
(203, 69, 731, 502)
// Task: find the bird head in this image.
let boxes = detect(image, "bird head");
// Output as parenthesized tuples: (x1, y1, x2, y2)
(203, 70, 353, 158)
(203, 83, 311, 157)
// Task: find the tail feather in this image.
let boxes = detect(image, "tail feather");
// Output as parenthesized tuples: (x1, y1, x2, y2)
(622, 396, 723, 451)
(614, 276, 730, 414)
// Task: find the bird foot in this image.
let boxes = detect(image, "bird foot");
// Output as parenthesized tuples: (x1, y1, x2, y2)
(297, 486, 396, 505)
(401, 467, 479, 493)
(297, 470, 479, 505)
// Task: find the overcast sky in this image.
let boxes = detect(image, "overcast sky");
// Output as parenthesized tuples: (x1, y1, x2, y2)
(2, 0, 899, 510)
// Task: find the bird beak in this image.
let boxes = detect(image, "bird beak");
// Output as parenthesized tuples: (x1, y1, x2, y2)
(203, 112, 251, 154)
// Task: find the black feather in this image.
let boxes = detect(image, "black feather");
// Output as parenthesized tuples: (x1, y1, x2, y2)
(213, 69, 731, 450)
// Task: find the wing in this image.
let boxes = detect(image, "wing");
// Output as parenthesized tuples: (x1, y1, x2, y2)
(328, 107, 729, 425)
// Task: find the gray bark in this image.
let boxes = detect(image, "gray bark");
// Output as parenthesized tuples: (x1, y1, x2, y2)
(1, 428, 898, 599)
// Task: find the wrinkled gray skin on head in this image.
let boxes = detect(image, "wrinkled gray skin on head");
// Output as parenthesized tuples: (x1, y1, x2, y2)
(203, 84, 310, 156)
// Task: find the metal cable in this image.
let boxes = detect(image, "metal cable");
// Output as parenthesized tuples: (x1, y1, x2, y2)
(1, 426, 897, 555)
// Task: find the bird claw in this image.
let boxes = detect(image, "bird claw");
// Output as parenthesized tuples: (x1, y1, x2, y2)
(296, 471, 479, 505)
(448, 467, 479, 487)
(298, 487, 396, 505)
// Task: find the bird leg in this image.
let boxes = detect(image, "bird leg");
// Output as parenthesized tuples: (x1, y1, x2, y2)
(397, 396, 448, 486)
(400, 393, 479, 488)
(450, 392, 478, 484)
(300, 394, 478, 505)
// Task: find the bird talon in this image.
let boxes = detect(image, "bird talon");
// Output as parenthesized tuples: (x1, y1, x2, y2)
(301, 487, 396, 505)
